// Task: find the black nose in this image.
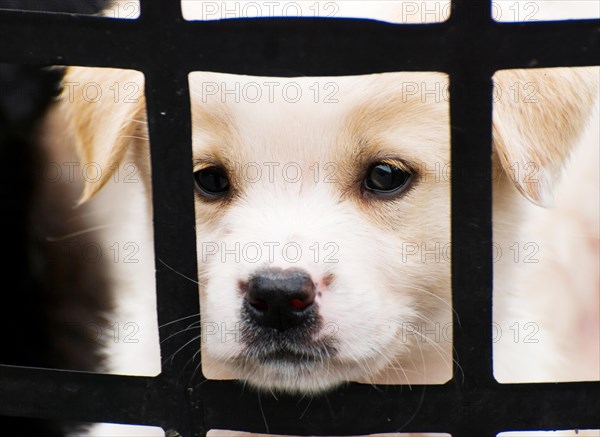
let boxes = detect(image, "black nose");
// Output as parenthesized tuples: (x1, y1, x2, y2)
(243, 268, 316, 331)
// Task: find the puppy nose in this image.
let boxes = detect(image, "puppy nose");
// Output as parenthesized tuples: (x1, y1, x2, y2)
(244, 268, 316, 331)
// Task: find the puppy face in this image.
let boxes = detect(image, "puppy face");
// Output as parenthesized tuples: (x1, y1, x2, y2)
(62, 65, 598, 393)
(190, 72, 452, 392)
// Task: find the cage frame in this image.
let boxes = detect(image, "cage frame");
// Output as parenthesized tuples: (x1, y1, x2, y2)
(0, 1, 598, 436)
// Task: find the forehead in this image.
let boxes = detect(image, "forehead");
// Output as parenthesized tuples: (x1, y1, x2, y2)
(188, 71, 450, 164)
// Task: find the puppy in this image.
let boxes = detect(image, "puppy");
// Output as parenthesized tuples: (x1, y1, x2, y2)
(42, 4, 599, 437)
(49, 64, 599, 437)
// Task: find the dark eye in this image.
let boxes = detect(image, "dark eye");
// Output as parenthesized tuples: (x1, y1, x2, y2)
(363, 162, 412, 196)
(194, 166, 230, 198)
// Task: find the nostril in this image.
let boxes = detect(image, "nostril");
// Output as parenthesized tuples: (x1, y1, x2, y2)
(249, 297, 268, 311)
(289, 297, 312, 311)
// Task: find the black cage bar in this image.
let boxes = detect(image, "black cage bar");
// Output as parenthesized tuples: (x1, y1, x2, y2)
(0, 1, 598, 436)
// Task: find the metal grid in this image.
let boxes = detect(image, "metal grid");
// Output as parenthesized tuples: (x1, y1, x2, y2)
(0, 1, 598, 435)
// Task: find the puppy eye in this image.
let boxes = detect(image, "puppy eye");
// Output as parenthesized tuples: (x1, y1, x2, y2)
(193, 166, 230, 198)
(363, 162, 412, 196)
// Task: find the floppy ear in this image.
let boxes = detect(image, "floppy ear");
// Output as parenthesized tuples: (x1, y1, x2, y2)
(492, 67, 598, 206)
(61, 67, 146, 203)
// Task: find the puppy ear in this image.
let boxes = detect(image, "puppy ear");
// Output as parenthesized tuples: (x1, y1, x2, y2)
(61, 67, 146, 203)
(492, 67, 598, 206)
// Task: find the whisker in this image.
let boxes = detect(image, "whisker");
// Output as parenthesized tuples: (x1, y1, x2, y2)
(178, 346, 202, 384)
(257, 393, 270, 434)
(408, 284, 461, 327)
(160, 321, 201, 344)
(45, 225, 113, 242)
(126, 118, 148, 126)
(117, 134, 150, 141)
(298, 395, 313, 420)
(162, 334, 201, 366)
(158, 257, 199, 285)
(159, 313, 201, 329)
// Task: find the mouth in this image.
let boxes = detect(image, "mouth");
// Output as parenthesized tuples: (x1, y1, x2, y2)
(231, 346, 343, 394)
(241, 330, 337, 363)
(229, 331, 343, 392)
(253, 347, 330, 365)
